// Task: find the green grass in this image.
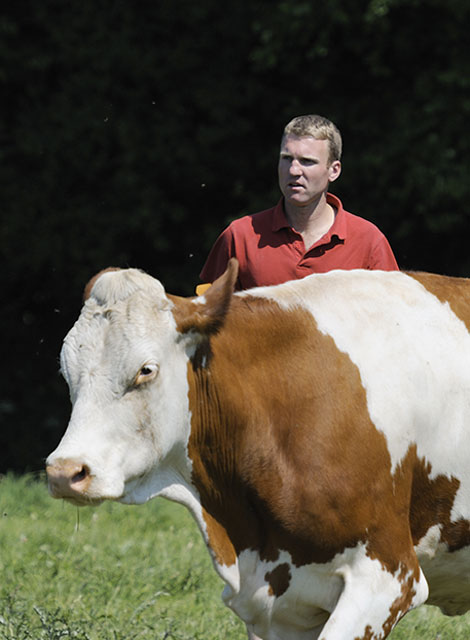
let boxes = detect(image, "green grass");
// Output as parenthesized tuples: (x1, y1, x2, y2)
(1, 474, 470, 639)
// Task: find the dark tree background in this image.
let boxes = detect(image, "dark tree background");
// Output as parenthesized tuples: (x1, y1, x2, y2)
(1, 0, 469, 472)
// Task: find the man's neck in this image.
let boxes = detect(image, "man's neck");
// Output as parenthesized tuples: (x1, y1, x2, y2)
(284, 194, 336, 250)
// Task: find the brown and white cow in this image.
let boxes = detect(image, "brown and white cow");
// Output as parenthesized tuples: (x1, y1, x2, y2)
(46, 260, 470, 640)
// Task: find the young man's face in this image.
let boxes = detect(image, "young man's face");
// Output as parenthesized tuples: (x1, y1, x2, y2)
(278, 135, 341, 209)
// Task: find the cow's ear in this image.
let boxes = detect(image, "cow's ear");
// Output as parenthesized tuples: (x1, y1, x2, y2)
(172, 258, 239, 336)
(83, 267, 121, 302)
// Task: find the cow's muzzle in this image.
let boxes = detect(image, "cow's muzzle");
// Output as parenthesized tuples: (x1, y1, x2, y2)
(46, 458, 93, 503)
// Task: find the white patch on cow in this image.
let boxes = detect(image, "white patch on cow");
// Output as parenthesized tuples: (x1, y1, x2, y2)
(320, 558, 427, 640)
(89, 268, 167, 306)
(216, 541, 427, 640)
(191, 294, 208, 306)
(415, 524, 442, 560)
(244, 271, 470, 515)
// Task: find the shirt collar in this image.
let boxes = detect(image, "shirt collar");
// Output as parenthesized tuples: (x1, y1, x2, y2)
(324, 192, 347, 241)
(272, 199, 290, 232)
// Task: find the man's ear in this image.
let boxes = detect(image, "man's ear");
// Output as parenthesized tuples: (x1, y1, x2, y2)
(328, 160, 342, 183)
(171, 258, 239, 336)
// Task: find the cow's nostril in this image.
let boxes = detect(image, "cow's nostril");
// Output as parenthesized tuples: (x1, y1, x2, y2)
(71, 465, 89, 484)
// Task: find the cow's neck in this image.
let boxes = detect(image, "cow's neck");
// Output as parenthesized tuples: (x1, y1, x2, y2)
(183, 296, 366, 573)
(186, 354, 260, 567)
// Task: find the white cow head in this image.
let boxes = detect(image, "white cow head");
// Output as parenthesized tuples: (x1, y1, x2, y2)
(46, 261, 238, 506)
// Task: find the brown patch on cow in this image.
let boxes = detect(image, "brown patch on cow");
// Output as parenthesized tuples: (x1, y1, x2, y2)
(409, 455, 470, 551)
(360, 625, 374, 640)
(184, 293, 420, 580)
(408, 271, 470, 332)
(265, 563, 291, 597)
(201, 506, 237, 567)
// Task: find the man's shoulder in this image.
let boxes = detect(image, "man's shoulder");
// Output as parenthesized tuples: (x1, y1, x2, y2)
(234, 204, 277, 222)
(334, 205, 398, 269)
(226, 204, 279, 233)
(341, 208, 386, 237)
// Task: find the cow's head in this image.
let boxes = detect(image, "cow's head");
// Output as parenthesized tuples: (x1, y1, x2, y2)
(46, 260, 238, 506)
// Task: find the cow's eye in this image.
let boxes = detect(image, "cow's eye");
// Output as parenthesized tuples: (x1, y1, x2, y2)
(134, 363, 159, 386)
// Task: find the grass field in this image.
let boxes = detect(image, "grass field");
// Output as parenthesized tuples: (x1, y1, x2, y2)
(1, 474, 470, 639)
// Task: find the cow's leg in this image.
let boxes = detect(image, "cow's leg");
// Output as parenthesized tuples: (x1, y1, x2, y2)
(246, 627, 262, 640)
(317, 555, 429, 640)
(246, 624, 323, 640)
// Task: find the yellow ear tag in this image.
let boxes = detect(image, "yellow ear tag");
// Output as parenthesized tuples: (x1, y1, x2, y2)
(195, 283, 212, 296)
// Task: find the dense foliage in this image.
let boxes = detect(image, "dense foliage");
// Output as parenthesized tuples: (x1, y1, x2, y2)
(1, 0, 469, 471)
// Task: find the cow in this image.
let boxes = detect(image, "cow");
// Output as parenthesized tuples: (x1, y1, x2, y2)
(46, 259, 470, 640)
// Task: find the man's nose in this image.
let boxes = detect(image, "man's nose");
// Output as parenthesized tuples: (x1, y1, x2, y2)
(288, 159, 302, 175)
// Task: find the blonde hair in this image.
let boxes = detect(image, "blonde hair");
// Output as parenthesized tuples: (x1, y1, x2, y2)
(283, 115, 342, 165)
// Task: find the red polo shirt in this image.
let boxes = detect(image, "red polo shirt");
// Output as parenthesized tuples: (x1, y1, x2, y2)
(200, 193, 399, 290)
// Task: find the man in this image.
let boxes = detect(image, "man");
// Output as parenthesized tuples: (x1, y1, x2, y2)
(199, 114, 398, 291)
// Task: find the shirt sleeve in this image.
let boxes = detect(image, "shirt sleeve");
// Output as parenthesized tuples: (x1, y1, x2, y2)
(368, 235, 399, 271)
(199, 225, 236, 283)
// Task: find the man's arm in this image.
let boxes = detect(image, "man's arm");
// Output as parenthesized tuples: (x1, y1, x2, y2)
(200, 226, 236, 283)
